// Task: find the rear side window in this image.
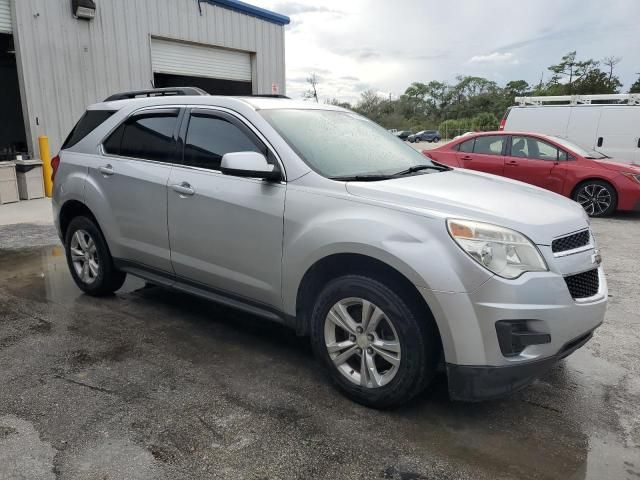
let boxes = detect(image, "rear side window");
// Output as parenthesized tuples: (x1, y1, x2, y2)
(103, 109, 179, 162)
(183, 113, 263, 170)
(458, 139, 474, 153)
(473, 135, 505, 156)
(62, 110, 115, 149)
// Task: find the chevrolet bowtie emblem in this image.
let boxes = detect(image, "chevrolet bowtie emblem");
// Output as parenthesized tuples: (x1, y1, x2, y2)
(591, 249, 602, 266)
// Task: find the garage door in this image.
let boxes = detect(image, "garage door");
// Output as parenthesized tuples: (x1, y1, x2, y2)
(0, 0, 11, 34)
(151, 38, 251, 82)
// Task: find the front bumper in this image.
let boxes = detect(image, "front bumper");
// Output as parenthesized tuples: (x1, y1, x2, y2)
(446, 328, 595, 401)
(417, 242, 607, 401)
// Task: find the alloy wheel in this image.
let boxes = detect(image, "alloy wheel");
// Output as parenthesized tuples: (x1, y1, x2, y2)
(70, 229, 100, 284)
(324, 297, 401, 388)
(576, 184, 611, 216)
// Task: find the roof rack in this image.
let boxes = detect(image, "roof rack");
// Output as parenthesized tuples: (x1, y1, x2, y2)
(514, 94, 640, 106)
(248, 94, 291, 99)
(104, 87, 209, 102)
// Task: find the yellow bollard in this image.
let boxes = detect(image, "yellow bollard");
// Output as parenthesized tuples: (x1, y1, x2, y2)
(39, 135, 53, 197)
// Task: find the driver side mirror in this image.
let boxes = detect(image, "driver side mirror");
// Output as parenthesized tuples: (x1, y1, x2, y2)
(220, 152, 281, 181)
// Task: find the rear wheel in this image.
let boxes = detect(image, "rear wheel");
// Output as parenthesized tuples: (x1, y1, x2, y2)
(573, 180, 617, 217)
(309, 275, 440, 408)
(64, 216, 126, 296)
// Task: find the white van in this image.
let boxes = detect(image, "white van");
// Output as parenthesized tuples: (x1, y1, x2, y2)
(500, 94, 640, 164)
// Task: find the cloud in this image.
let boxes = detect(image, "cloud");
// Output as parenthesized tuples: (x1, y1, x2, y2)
(272, 2, 341, 16)
(469, 52, 519, 64)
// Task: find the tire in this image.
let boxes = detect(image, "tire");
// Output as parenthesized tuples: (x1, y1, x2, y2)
(434, 137, 440, 143)
(572, 180, 617, 217)
(64, 216, 127, 296)
(309, 275, 440, 408)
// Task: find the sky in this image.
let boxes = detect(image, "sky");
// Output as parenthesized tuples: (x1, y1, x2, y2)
(250, 0, 640, 103)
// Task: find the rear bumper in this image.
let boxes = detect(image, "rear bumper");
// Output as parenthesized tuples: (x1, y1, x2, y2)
(446, 328, 595, 401)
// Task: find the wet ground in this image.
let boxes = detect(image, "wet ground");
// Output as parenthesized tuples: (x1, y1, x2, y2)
(0, 216, 639, 480)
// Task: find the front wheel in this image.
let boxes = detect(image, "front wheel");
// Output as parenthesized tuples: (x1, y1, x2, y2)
(573, 180, 617, 217)
(309, 275, 440, 408)
(64, 216, 127, 296)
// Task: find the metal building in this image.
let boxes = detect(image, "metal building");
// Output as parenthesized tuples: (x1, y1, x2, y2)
(0, 0, 289, 158)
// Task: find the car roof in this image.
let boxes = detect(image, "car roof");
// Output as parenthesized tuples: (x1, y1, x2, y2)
(455, 131, 559, 142)
(88, 95, 348, 113)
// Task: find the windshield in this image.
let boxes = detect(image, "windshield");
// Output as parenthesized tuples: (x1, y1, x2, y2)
(259, 109, 437, 178)
(549, 136, 607, 159)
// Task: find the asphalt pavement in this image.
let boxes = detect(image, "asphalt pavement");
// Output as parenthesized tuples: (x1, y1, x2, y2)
(0, 213, 639, 479)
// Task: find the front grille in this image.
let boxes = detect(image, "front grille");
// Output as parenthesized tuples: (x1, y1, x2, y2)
(564, 269, 599, 299)
(552, 230, 591, 253)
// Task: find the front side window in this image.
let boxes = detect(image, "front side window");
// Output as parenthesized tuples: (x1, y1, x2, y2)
(511, 136, 565, 161)
(103, 109, 179, 162)
(473, 135, 505, 156)
(259, 109, 437, 178)
(183, 113, 262, 170)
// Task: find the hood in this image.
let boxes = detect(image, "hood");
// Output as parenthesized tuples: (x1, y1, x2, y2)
(591, 159, 640, 173)
(346, 169, 588, 246)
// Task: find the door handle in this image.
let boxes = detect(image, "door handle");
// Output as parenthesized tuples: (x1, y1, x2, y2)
(98, 164, 114, 176)
(506, 160, 519, 166)
(461, 155, 472, 161)
(171, 182, 195, 196)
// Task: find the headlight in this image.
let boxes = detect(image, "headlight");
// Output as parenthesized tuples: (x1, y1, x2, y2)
(447, 219, 548, 279)
(621, 172, 640, 184)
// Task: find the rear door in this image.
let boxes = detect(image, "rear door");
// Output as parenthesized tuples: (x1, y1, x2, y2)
(455, 135, 506, 176)
(167, 108, 285, 308)
(86, 107, 181, 272)
(502, 135, 568, 193)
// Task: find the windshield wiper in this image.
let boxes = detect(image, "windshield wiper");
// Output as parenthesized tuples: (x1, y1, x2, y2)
(391, 164, 451, 176)
(329, 174, 396, 182)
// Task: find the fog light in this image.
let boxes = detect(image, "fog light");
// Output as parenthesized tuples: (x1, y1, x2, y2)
(496, 320, 551, 357)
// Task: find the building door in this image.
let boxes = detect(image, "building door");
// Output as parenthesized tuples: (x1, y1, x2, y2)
(151, 38, 252, 95)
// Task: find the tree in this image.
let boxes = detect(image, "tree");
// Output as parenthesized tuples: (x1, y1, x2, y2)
(354, 89, 384, 117)
(630, 77, 640, 94)
(547, 51, 598, 94)
(303, 73, 320, 102)
(325, 98, 352, 109)
(505, 80, 529, 98)
(602, 56, 622, 82)
(573, 68, 622, 94)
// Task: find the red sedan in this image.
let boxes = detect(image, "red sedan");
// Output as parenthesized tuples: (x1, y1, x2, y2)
(424, 132, 640, 217)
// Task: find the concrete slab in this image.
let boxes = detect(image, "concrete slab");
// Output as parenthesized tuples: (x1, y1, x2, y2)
(0, 198, 53, 226)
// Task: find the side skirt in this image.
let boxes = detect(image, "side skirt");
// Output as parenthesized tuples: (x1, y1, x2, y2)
(113, 258, 292, 327)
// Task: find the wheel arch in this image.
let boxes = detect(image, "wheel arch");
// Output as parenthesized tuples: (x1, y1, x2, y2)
(59, 200, 103, 240)
(293, 253, 443, 349)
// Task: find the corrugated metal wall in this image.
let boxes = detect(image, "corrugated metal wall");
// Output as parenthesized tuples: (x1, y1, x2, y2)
(0, 0, 11, 33)
(12, 0, 286, 154)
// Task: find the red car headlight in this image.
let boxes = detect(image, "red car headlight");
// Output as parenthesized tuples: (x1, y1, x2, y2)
(621, 172, 640, 184)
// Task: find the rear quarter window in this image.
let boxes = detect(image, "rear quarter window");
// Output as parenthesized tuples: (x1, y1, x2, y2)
(62, 110, 116, 149)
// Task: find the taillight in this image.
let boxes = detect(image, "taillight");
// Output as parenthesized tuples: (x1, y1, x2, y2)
(51, 155, 60, 182)
(498, 108, 510, 130)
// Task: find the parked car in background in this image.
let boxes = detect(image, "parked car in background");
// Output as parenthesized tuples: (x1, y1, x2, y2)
(501, 94, 640, 165)
(424, 131, 640, 217)
(394, 130, 412, 140)
(408, 130, 441, 143)
(388, 128, 398, 134)
(53, 91, 606, 408)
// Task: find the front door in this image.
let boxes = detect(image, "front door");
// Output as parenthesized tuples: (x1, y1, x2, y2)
(167, 109, 285, 308)
(503, 135, 568, 193)
(455, 135, 506, 176)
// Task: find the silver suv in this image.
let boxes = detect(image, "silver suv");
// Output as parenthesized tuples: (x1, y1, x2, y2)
(52, 90, 607, 408)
